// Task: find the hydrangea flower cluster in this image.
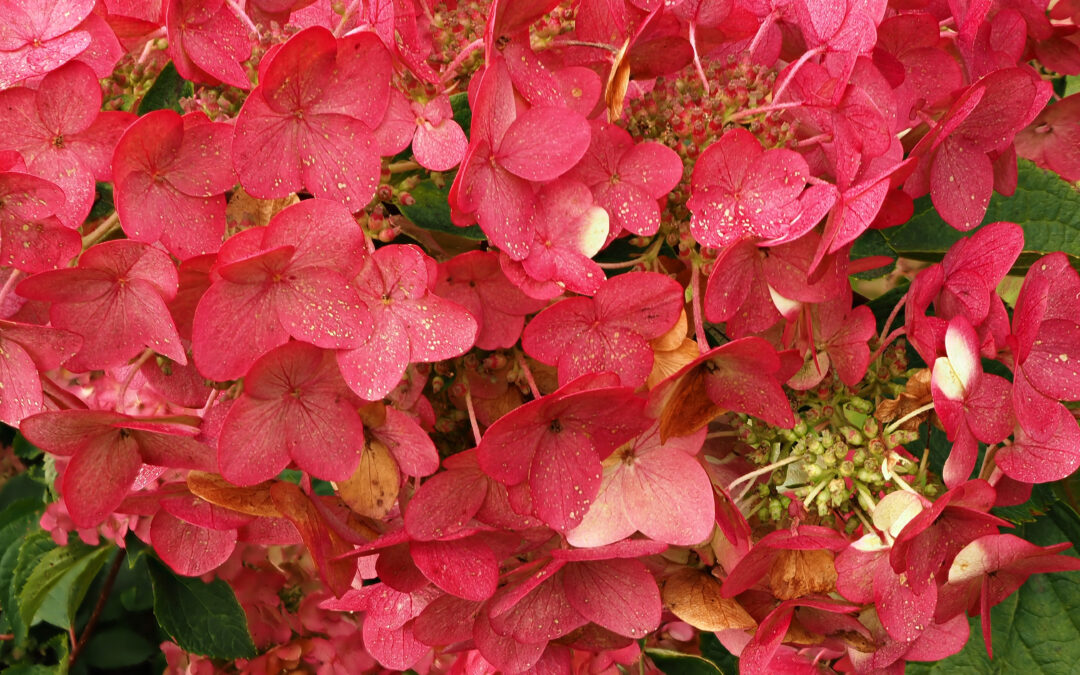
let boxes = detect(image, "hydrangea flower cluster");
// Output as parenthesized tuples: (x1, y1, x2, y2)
(2, 0, 1080, 673)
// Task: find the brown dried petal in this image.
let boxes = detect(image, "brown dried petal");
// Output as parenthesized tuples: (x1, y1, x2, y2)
(768, 549, 838, 601)
(336, 440, 400, 519)
(661, 568, 756, 632)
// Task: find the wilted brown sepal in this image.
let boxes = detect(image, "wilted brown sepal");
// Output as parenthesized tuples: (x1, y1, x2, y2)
(662, 567, 756, 631)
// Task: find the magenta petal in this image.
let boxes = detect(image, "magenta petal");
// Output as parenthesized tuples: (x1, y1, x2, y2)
(530, 427, 605, 532)
(116, 172, 224, 256)
(62, 433, 143, 528)
(930, 137, 993, 232)
(473, 610, 546, 673)
(0, 339, 42, 426)
(411, 538, 498, 601)
(371, 407, 439, 477)
(218, 396, 291, 486)
(404, 468, 488, 541)
(395, 294, 477, 362)
(363, 621, 430, 671)
(274, 269, 369, 349)
(497, 106, 591, 181)
(297, 113, 381, 211)
(336, 309, 410, 401)
(997, 404, 1080, 482)
(489, 574, 585, 642)
(703, 338, 795, 428)
(562, 558, 661, 638)
(413, 595, 481, 645)
(151, 511, 236, 576)
(192, 281, 286, 381)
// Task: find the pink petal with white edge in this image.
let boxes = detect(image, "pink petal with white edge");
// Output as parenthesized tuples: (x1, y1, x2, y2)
(562, 558, 661, 638)
(151, 511, 237, 577)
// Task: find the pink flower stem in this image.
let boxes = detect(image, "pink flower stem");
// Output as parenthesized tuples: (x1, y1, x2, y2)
(199, 388, 220, 417)
(226, 0, 261, 40)
(725, 99, 805, 124)
(688, 23, 710, 95)
(464, 386, 482, 447)
(442, 39, 485, 82)
(516, 352, 540, 399)
(136, 30, 165, 66)
(771, 45, 825, 103)
(0, 270, 24, 310)
(745, 12, 777, 59)
(82, 213, 120, 249)
(978, 444, 1000, 481)
(115, 349, 155, 412)
(691, 261, 709, 355)
(334, 0, 362, 37)
(362, 228, 376, 254)
(794, 133, 832, 147)
(869, 326, 907, 364)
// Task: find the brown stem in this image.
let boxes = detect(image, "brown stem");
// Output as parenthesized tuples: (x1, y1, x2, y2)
(69, 549, 126, 668)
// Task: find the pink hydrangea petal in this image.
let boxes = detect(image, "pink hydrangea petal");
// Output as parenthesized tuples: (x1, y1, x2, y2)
(997, 403, 1080, 482)
(404, 467, 488, 541)
(258, 26, 336, 112)
(116, 172, 224, 256)
(232, 96, 305, 198)
(371, 407, 439, 477)
(411, 537, 498, 601)
(167, 119, 236, 195)
(297, 113, 381, 211)
(530, 427, 605, 531)
(473, 609, 546, 672)
(703, 338, 795, 428)
(413, 117, 468, 172)
(562, 558, 660, 639)
(596, 181, 661, 236)
(336, 308, 410, 401)
(175, 5, 252, 89)
(413, 595, 481, 646)
(218, 395, 292, 485)
(622, 444, 715, 546)
(0, 338, 42, 425)
(62, 432, 143, 528)
(496, 106, 591, 182)
(363, 621, 430, 671)
(151, 511, 237, 576)
(191, 280, 287, 381)
(489, 574, 585, 642)
(521, 297, 594, 365)
(618, 140, 684, 199)
(311, 31, 392, 127)
(930, 137, 993, 231)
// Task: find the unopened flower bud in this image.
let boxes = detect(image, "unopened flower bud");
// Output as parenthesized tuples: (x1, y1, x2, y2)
(862, 416, 880, 438)
(840, 426, 864, 446)
(839, 460, 855, 477)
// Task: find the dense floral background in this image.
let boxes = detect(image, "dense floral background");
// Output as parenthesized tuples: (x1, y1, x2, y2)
(3, 0, 1080, 673)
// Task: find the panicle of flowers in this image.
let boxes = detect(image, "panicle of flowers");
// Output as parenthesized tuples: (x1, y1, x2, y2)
(3, 0, 1080, 673)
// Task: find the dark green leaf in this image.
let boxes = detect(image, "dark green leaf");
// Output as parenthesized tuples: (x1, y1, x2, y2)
(12, 432, 41, 461)
(907, 512, 1080, 674)
(881, 161, 1080, 273)
(992, 482, 1057, 525)
(399, 179, 486, 240)
(138, 62, 194, 115)
(646, 648, 725, 675)
(450, 92, 471, 139)
(83, 626, 156, 668)
(87, 182, 114, 222)
(147, 557, 256, 659)
(850, 229, 896, 280)
(699, 632, 739, 674)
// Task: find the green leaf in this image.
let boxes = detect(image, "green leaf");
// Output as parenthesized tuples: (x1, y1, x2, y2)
(12, 432, 41, 461)
(881, 161, 1080, 273)
(907, 512, 1080, 674)
(699, 632, 739, 674)
(16, 539, 96, 629)
(992, 481, 1057, 525)
(83, 625, 156, 669)
(850, 229, 896, 280)
(87, 182, 114, 222)
(0, 500, 41, 635)
(31, 545, 113, 629)
(8, 530, 56, 643)
(398, 179, 486, 240)
(137, 62, 194, 115)
(147, 557, 256, 659)
(646, 648, 725, 675)
(450, 92, 471, 139)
